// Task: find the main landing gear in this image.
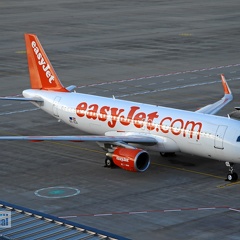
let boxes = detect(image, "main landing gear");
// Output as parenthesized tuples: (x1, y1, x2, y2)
(104, 156, 115, 168)
(160, 152, 176, 157)
(225, 162, 238, 181)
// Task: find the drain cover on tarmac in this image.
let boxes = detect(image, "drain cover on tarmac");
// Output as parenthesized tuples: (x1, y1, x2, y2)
(35, 187, 80, 198)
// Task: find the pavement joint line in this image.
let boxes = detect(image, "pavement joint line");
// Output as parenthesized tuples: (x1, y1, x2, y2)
(152, 162, 224, 180)
(94, 214, 113, 217)
(217, 180, 240, 188)
(49, 141, 105, 154)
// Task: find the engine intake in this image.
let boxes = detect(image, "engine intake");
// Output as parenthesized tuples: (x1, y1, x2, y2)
(107, 148, 150, 172)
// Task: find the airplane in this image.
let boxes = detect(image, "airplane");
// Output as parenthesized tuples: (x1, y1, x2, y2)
(0, 33, 239, 181)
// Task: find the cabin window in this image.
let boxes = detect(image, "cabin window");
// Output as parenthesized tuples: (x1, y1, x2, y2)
(237, 136, 240, 142)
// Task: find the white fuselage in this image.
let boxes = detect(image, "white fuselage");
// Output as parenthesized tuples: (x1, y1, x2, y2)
(23, 89, 240, 164)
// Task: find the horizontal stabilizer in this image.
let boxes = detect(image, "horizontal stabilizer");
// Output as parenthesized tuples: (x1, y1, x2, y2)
(66, 85, 77, 91)
(0, 97, 43, 102)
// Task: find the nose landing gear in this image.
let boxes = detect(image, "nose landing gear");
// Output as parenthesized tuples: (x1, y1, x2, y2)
(225, 162, 238, 181)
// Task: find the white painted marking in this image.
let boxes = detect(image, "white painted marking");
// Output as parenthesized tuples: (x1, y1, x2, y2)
(163, 81, 170, 83)
(35, 186, 80, 199)
(229, 208, 240, 213)
(129, 211, 147, 214)
(119, 87, 127, 90)
(2, 104, 12, 107)
(57, 206, 232, 219)
(164, 209, 181, 212)
(148, 83, 156, 85)
(176, 79, 184, 81)
(198, 208, 216, 211)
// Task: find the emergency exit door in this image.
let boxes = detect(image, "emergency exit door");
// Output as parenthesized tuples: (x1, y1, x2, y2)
(214, 125, 227, 149)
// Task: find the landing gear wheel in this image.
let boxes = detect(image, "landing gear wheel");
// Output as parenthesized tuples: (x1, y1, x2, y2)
(160, 152, 167, 157)
(225, 162, 238, 181)
(105, 157, 114, 168)
(227, 172, 238, 181)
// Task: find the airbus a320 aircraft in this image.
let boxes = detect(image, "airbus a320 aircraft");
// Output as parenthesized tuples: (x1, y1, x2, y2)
(0, 34, 239, 181)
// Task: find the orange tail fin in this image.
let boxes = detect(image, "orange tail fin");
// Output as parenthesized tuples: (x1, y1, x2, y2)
(25, 33, 68, 92)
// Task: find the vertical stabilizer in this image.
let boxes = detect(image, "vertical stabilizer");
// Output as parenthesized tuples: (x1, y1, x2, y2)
(25, 33, 68, 92)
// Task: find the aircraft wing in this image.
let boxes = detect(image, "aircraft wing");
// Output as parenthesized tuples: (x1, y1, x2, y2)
(0, 135, 157, 145)
(196, 74, 233, 115)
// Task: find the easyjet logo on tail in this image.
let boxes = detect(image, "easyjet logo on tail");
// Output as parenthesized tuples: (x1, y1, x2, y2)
(31, 41, 55, 84)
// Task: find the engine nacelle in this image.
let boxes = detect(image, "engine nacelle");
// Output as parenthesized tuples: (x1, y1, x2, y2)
(107, 148, 150, 172)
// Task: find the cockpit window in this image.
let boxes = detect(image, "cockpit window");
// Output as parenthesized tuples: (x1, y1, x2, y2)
(237, 136, 240, 142)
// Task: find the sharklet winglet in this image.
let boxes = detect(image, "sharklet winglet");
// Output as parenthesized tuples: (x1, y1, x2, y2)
(221, 74, 231, 95)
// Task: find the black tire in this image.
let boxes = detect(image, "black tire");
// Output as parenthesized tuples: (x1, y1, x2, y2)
(160, 152, 175, 157)
(160, 152, 167, 157)
(105, 158, 113, 168)
(232, 172, 238, 181)
(227, 172, 238, 181)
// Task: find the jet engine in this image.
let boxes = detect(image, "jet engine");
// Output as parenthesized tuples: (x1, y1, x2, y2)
(106, 148, 150, 172)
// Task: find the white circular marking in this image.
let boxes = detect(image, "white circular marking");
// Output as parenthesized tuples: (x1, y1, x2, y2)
(35, 186, 80, 199)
